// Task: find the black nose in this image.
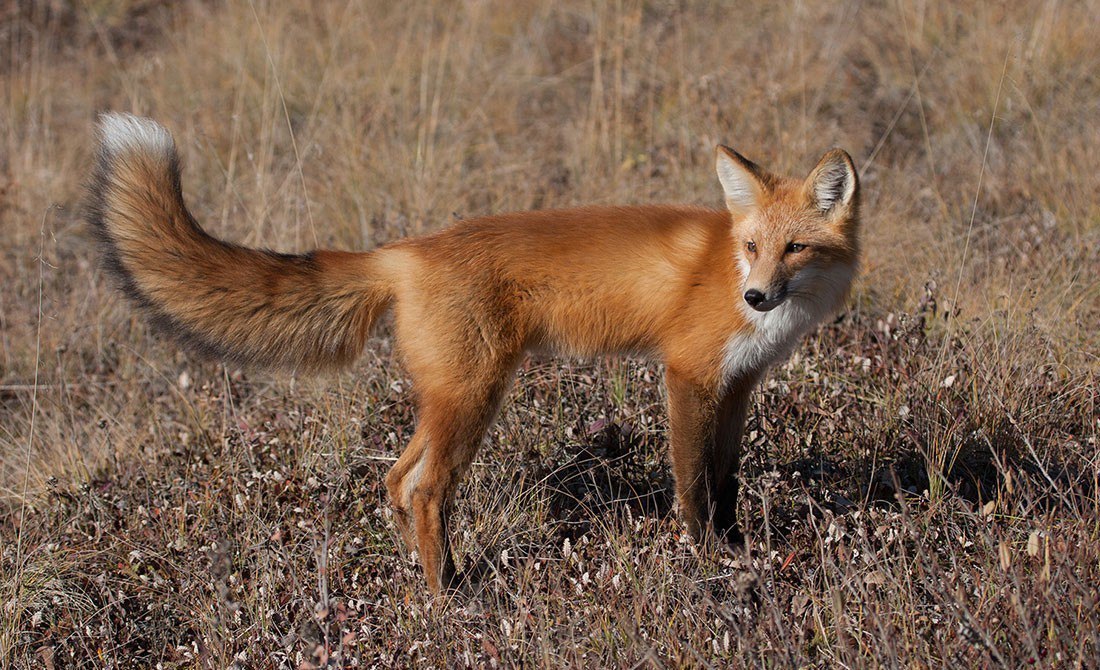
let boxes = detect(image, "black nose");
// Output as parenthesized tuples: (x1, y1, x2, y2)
(744, 289, 765, 307)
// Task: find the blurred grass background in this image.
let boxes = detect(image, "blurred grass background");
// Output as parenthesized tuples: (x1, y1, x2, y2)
(1, 1, 1097, 666)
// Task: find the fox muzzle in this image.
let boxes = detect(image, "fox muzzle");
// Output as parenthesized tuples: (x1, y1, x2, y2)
(743, 285, 787, 312)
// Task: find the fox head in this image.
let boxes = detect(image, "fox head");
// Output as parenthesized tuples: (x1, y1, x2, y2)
(715, 145, 860, 317)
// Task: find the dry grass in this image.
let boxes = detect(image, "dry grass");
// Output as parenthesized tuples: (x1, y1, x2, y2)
(1, 0, 1098, 667)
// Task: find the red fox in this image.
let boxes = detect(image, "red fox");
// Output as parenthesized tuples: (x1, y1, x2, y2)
(86, 113, 860, 594)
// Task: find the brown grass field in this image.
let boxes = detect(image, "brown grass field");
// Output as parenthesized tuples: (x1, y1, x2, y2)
(2, 1, 1098, 667)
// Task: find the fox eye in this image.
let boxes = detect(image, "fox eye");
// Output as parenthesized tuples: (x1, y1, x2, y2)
(786, 242, 807, 254)
(746, 240, 757, 253)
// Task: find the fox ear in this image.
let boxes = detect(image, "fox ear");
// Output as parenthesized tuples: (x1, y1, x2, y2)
(716, 145, 768, 215)
(806, 149, 858, 217)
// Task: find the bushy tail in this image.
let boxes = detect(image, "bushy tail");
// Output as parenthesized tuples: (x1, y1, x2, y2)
(86, 112, 393, 371)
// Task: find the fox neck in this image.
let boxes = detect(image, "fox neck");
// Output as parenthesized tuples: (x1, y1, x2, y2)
(720, 263, 855, 386)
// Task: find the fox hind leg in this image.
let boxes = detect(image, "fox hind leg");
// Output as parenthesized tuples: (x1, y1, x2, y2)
(385, 431, 428, 554)
(397, 366, 515, 594)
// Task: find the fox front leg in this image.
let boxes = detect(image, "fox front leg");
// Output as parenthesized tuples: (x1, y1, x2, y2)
(665, 369, 752, 545)
(710, 378, 752, 544)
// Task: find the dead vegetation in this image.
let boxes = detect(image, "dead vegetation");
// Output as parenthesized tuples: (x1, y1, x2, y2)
(1, 1, 1097, 667)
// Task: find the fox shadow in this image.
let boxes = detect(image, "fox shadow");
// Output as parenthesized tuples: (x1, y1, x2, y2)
(456, 419, 674, 588)
(743, 423, 1094, 544)
(455, 417, 1091, 590)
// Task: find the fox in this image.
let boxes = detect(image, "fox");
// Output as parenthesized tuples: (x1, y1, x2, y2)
(86, 112, 860, 594)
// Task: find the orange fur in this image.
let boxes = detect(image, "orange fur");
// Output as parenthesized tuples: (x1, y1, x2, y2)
(87, 113, 861, 594)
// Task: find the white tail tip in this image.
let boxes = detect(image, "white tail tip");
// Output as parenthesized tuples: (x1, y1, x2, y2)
(97, 112, 175, 157)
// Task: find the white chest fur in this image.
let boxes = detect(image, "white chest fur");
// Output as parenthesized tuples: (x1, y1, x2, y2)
(720, 264, 855, 384)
